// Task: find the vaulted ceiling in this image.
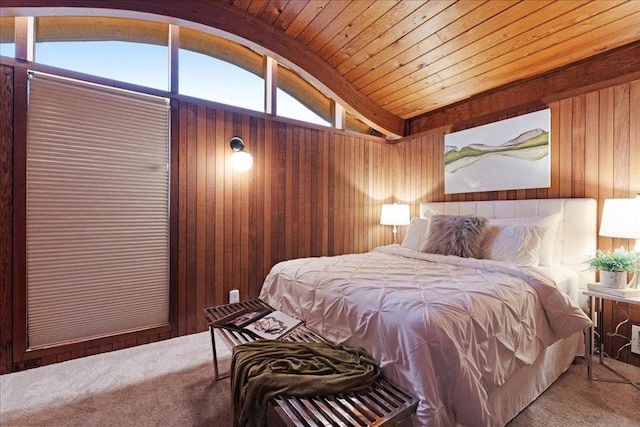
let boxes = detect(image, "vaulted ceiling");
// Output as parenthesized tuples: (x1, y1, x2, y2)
(2, 1, 640, 137)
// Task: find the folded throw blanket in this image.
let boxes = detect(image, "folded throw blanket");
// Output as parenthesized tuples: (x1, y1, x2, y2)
(231, 340, 380, 427)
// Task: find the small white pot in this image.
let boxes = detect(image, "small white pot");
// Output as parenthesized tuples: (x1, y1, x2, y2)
(600, 270, 627, 289)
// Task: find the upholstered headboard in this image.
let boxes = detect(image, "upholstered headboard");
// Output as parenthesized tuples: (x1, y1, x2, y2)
(420, 198, 597, 289)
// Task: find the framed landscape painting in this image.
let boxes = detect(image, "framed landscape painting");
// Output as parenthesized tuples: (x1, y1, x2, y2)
(444, 109, 551, 194)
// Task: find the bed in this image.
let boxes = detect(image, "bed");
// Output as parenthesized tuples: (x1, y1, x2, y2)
(259, 198, 596, 426)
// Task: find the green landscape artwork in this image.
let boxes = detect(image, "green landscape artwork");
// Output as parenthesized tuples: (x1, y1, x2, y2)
(444, 109, 551, 194)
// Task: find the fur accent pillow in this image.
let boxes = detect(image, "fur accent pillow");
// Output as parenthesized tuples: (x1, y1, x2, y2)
(423, 214, 489, 258)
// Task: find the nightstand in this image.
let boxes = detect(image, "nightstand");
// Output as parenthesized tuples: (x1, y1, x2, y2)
(584, 288, 640, 390)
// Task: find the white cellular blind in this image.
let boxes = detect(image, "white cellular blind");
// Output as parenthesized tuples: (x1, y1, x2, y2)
(27, 72, 170, 348)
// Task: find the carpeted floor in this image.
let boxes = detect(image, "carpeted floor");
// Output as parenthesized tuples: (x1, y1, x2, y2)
(1, 331, 639, 426)
(507, 357, 640, 426)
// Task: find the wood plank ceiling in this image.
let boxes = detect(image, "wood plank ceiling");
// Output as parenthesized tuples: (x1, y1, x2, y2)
(228, 0, 640, 120)
(2, 1, 640, 137)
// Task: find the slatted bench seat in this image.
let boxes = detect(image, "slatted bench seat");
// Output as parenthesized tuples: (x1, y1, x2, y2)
(272, 377, 417, 427)
(203, 299, 418, 426)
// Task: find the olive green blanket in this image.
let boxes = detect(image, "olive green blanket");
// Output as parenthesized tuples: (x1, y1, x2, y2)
(230, 340, 380, 427)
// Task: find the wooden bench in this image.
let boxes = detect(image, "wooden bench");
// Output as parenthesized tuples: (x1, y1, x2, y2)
(203, 299, 418, 426)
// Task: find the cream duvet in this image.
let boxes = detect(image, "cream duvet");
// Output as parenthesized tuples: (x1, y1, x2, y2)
(259, 245, 592, 426)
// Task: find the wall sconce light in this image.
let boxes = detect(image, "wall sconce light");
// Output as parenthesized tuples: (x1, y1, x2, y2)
(230, 136, 253, 172)
(380, 203, 410, 244)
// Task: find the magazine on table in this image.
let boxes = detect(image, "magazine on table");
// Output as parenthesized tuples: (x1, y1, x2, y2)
(243, 310, 303, 339)
(213, 306, 303, 339)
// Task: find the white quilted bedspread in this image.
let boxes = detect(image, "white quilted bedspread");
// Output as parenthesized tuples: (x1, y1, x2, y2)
(259, 245, 592, 426)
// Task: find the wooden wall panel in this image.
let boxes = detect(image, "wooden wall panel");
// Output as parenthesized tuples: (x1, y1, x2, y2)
(0, 65, 13, 373)
(2, 60, 639, 371)
(396, 77, 640, 365)
(173, 101, 393, 342)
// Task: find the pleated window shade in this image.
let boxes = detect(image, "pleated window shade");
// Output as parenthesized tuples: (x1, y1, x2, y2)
(26, 72, 170, 349)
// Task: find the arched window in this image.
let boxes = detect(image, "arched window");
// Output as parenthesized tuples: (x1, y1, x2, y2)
(34, 16, 168, 91)
(277, 63, 330, 127)
(0, 17, 15, 57)
(179, 28, 264, 113)
(0, 14, 383, 136)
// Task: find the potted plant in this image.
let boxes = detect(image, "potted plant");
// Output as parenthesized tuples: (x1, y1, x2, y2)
(584, 247, 640, 288)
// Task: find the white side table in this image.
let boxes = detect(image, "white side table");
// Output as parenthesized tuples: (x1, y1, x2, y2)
(584, 288, 640, 390)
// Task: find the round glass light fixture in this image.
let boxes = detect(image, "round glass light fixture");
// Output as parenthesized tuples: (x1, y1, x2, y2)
(229, 136, 253, 172)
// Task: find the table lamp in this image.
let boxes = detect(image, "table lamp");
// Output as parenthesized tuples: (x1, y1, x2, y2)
(599, 197, 640, 289)
(380, 203, 410, 244)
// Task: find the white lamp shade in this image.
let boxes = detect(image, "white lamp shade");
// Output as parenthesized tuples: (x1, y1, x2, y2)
(599, 198, 640, 239)
(231, 151, 253, 172)
(380, 204, 410, 226)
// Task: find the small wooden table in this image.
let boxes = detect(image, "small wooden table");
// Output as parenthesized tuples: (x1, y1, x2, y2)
(202, 299, 418, 426)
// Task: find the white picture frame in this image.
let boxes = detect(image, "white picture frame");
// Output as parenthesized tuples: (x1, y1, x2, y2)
(444, 109, 551, 194)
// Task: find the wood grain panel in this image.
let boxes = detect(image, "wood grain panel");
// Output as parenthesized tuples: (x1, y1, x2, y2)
(316, 1, 397, 61)
(584, 92, 600, 200)
(204, 108, 216, 313)
(0, 65, 13, 373)
(305, 0, 371, 53)
(176, 102, 189, 337)
(185, 102, 198, 335)
(558, 98, 573, 198)
(283, 0, 330, 39)
(571, 95, 586, 198)
(169, 99, 180, 337)
(337, 1, 450, 79)
(548, 100, 560, 199)
(359, 1, 552, 97)
(10, 67, 28, 369)
(327, 1, 421, 69)
(344, 0, 464, 83)
(270, 0, 307, 32)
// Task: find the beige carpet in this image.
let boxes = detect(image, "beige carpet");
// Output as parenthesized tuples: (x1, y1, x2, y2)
(1, 331, 639, 426)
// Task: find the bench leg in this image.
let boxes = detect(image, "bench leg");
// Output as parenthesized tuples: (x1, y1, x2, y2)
(209, 326, 222, 381)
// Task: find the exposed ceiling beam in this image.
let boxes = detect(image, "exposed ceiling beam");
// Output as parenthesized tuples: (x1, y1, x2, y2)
(408, 40, 640, 134)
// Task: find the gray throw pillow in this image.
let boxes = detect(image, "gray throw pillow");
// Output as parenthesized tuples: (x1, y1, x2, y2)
(423, 214, 489, 258)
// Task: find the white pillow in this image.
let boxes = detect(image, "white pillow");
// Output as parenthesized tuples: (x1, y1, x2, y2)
(489, 213, 561, 266)
(401, 217, 430, 251)
(483, 224, 546, 266)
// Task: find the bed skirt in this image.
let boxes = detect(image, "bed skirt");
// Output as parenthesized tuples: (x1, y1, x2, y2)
(485, 331, 584, 426)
